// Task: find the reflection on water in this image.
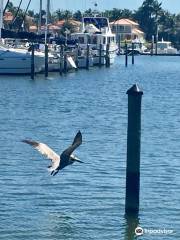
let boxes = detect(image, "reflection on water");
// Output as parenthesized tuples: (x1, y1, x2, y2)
(124, 214, 139, 240)
(45, 212, 75, 239)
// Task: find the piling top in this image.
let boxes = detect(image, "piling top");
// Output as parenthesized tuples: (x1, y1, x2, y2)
(126, 84, 143, 96)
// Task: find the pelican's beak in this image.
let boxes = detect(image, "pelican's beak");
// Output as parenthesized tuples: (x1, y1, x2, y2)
(73, 156, 84, 163)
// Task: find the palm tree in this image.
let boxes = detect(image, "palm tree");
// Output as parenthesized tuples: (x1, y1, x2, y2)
(134, 0, 162, 40)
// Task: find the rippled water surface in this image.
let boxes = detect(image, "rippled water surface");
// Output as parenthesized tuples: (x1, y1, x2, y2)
(0, 56, 180, 239)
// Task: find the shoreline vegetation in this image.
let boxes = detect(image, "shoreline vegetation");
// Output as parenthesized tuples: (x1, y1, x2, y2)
(3, 0, 180, 49)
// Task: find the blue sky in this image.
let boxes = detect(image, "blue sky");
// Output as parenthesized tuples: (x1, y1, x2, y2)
(10, 0, 180, 14)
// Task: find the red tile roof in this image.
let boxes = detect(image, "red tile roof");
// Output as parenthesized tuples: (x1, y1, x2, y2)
(110, 18, 139, 26)
(55, 19, 81, 27)
(4, 11, 13, 21)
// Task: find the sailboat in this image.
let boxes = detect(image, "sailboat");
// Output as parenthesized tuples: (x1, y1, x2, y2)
(0, 0, 44, 74)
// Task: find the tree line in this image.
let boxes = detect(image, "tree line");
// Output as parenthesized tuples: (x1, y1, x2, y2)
(4, 0, 180, 49)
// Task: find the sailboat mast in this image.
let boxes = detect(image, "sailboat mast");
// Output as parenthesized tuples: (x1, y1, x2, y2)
(45, 0, 50, 44)
(0, 0, 3, 39)
(38, 0, 42, 33)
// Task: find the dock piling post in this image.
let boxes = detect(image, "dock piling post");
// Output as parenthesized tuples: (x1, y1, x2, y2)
(151, 36, 154, 56)
(105, 43, 110, 67)
(64, 44, 68, 73)
(64, 51, 68, 74)
(86, 44, 90, 70)
(132, 43, 134, 65)
(125, 84, 143, 215)
(75, 43, 79, 70)
(118, 35, 121, 55)
(45, 44, 48, 77)
(59, 45, 64, 75)
(125, 41, 128, 67)
(99, 43, 102, 67)
(155, 35, 158, 55)
(31, 44, 35, 80)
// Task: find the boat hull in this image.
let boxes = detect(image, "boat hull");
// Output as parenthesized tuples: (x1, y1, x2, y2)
(0, 48, 44, 74)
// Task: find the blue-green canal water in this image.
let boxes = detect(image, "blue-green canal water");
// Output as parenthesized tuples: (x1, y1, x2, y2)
(0, 56, 180, 239)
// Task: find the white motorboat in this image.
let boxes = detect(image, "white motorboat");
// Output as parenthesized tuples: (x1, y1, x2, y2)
(156, 39, 178, 54)
(71, 16, 118, 65)
(0, 45, 45, 74)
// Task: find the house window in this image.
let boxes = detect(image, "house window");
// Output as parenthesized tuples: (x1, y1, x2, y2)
(118, 25, 125, 32)
(87, 36, 91, 44)
(78, 37, 84, 44)
(92, 36, 97, 44)
(112, 25, 116, 32)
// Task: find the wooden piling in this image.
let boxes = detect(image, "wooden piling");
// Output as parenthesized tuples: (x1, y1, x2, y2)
(125, 42, 128, 67)
(75, 43, 79, 70)
(151, 36, 154, 56)
(118, 35, 121, 55)
(125, 84, 143, 215)
(99, 43, 102, 67)
(155, 35, 158, 55)
(105, 43, 110, 67)
(132, 43, 134, 65)
(63, 52, 67, 73)
(86, 44, 90, 70)
(151, 42, 154, 56)
(59, 45, 64, 75)
(31, 44, 35, 80)
(45, 44, 48, 77)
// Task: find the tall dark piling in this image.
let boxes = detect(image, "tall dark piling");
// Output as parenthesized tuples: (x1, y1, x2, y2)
(99, 43, 102, 67)
(151, 42, 154, 56)
(125, 84, 143, 215)
(59, 45, 64, 75)
(75, 43, 79, 70)
(31, 44, 35, 80)
(151, 35, 154, 56)
(86, 44, 90, 70)
(125, 42, 128, 67)
(64, 52, 68, 74)
(132, 43, 134, 65)
(45, 44, 48, 77)
(118, 35, 121, 54)
(155, 34, 158, 55)
(105, 43, 110, 67)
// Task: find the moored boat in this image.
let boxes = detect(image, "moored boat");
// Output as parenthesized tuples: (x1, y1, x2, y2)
(71, 16, 118, 65)
(156, 39, 178, 54)
(0, 0, 45, 74)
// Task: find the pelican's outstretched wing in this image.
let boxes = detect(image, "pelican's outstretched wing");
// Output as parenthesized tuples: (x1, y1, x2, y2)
(60, 131, 82, 158)
(22, 140, 60, 171)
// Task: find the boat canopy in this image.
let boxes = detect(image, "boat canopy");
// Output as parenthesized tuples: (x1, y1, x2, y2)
(83, 17, 109, 29)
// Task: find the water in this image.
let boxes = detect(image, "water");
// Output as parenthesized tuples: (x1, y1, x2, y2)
(0, 56, 180, 240)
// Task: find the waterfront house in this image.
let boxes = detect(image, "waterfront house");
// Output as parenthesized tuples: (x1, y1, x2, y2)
(29, 24, 60, 36)
(110, 18, 145, 42)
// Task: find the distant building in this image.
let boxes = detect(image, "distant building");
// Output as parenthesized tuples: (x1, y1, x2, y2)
(3, 11, 13, 29)
(110, 18, 145, 42)
(55, 19, 81, 32)
(29, 24, 60, 36)
(4, 11, 13, 23)
(29, 19, 81, 36)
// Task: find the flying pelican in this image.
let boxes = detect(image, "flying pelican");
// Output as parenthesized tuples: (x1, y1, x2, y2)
(22, 131, 83, 176)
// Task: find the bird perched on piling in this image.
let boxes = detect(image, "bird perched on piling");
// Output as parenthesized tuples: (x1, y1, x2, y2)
(22, 131, 83, 176)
